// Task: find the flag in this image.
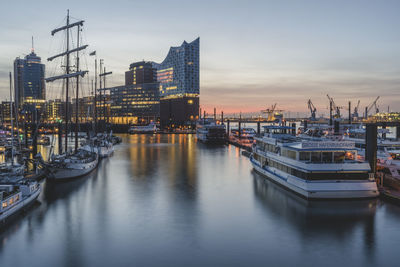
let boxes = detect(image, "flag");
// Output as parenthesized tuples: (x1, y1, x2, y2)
(89, 51, 96, 56)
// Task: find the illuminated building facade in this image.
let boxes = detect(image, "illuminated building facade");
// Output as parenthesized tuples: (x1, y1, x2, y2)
(0, 101, 13, 122)
(109, 83, 160, 125)
(152, 38, 200, 127)
(13, 48, 46, 109)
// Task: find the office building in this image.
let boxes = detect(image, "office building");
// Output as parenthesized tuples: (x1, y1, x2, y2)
(13, 47, 46, 110)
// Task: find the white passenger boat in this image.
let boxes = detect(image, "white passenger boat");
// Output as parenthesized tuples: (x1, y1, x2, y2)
(0, 179, 41, 223)
(250, 126, 379, 199)
(128, 122, 157, 134)
(196, 119, 226, 143)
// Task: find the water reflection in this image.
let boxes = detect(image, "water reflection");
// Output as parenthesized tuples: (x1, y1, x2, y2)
(252, 170, 378, 260)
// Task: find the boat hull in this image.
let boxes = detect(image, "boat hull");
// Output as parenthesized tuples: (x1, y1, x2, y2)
(251, 158, 379, 199)
(0, 187, 41, 222)
(47, 158, 98, 180)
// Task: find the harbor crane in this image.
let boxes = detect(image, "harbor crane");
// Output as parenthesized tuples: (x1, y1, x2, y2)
(326, 94, 343, 119)
(352, 100, 360, 118)
(307, 99, 317, 120)
(261, 103, 284, 123)
(364, 96, 380, 119)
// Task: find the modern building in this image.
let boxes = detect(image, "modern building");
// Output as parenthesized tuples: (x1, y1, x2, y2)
(153, 38, 200, 128)
(103, 61, 160, 125)
(109, 83, 160, 125)
(45, 99, 69, 123)
(13, 47, 46, 110)
(125, 61, 156, 85)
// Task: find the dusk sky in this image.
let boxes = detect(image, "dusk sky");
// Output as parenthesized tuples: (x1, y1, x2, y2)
(0, 0, 399, 116)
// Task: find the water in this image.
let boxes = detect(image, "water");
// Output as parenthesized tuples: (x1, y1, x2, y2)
(1, 134, 400, 267)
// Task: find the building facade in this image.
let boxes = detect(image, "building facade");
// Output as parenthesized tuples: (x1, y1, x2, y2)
(125, 61, 156, 85)
(109, 83, 160, 125)
(13, 49, 46, 109)
(153, 38, 200, 127)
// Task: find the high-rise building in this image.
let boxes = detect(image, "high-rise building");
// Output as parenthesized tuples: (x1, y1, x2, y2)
(13, 47, 46, 110)
(153, 38, 200, 128)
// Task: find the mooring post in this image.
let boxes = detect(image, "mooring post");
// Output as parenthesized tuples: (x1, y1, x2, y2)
(334, 121, 340, 135)
(58, 123, 63, 155)
(238, 114, 242, 139)
(304, 120, 308, 131)
(227, 119, 230, 136)
(365, 124, 377, 174)
(382, 123, 387, 139)
(291, 122, 296, 135)
(397, 126, 400, 140)
(257, 121, 261, 135)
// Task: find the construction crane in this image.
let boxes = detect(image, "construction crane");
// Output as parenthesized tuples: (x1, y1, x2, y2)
(307, 99, 317, 120)
(326, 94, 343, 119)
(364, 96, 380, 119)
(261, 103, 284, 122)
(352, 100, 360, 118)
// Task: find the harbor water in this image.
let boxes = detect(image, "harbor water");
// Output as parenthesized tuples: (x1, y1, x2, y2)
(1, 134, 400, 267)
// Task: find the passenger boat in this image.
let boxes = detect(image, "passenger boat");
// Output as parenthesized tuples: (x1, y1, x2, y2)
(128, 122, 157, 134)
(250, 125, 379, 199)
(196, 119, 226, 143)
(0, 179, 41, 223)
(229, 127, 256, 147)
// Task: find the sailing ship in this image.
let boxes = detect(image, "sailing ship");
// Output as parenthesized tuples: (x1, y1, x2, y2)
(44, 10, 98, 180)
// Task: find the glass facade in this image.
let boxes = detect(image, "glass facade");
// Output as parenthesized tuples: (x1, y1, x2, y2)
(13, 50, 46, 108)
(153, 38, 199, 98)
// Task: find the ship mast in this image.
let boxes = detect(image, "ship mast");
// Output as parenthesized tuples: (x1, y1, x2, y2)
(9, 72, 14, 166)
(75, 24, 80, 152)
(46, 10, 88, 154)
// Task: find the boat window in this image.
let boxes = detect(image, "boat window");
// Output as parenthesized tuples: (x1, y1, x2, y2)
(311, 152, 321, 163)
(287, 150, 296, 160)
(299, 152, 310, 161)
(2, 202, 7, 208)
(334, 152, 345, 163)
(15, 195, 19, 202)
(345, 151, 355, 161)
(322, 152, 333, 163)
(307, 172, 368, 180)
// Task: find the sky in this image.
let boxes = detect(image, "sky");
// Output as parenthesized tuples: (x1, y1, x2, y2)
(0, 0, 399, 117)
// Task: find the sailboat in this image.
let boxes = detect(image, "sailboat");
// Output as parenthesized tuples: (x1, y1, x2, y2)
(44, 10, 98, 180)
(79, 51, 114, 158)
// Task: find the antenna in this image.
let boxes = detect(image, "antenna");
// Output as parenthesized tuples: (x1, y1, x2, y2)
(31, 36, 34, 53)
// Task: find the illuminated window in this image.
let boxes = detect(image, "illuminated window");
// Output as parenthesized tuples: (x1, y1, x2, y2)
(188, 100, 193, 104)
(2, 202, 7, 208)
